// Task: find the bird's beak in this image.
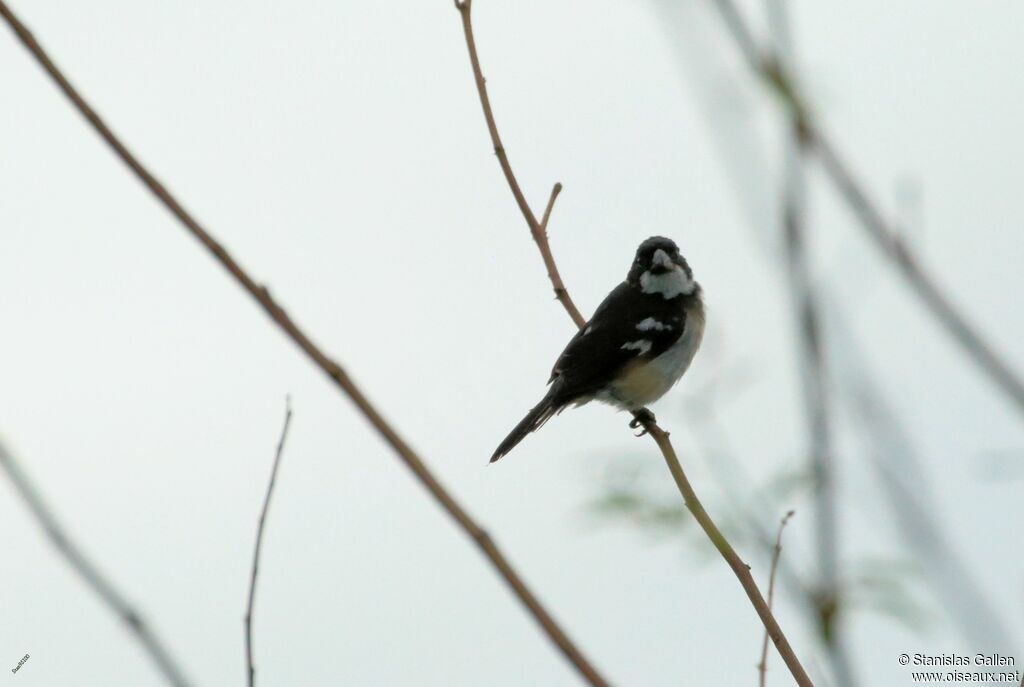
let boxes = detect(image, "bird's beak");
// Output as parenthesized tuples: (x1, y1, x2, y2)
(651, 249, 674, 273)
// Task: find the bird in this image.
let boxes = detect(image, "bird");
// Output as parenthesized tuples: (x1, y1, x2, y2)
(491, 236, 705, 463)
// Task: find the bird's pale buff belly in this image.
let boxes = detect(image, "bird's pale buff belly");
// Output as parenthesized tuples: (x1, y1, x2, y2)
(603, 300, 705, 409)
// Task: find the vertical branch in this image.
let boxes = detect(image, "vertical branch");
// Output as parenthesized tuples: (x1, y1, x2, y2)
(765, 2, 854, 684)
(0, 5, 610, 685)
(0, 439, 192, 687)
(453, 3, 815, 685)
(780, 92, 837, 610)
(758, 510, 795, 687)
(708, 0, 1024, 417)
(245, 398, 294, 687)
(824, 299, 1016, 647)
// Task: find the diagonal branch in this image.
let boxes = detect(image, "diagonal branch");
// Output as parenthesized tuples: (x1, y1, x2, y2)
(245, 398, 294, 687)
(709, 0, 1024, 416)
(453, 3, 814, 686)
(0, 4, 608, 685)
(814, 137, 1024, 414)
(643, 423, 814, 687)
(0, 438, 193, 687)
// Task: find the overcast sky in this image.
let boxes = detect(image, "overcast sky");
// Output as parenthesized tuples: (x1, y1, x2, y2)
(2, 1, 1023, 685)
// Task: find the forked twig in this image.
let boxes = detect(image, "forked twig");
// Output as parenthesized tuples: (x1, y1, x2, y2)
(454, 0, 585, 328)
(758, 511, 795, 687)
(245, 398, 294, 687)
(453, 3, 814, 685)
(0, 4, 607, 685)
(0, 439, 192, 687)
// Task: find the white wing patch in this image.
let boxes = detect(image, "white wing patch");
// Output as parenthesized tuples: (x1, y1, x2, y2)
(640, 266, 695, 299)
(621, 340, 652, 355)
(636, 317, 671, 332)
(602, 304, 706, 410)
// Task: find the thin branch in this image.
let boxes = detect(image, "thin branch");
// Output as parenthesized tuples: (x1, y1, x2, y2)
(758, 511, 795, 687)
(707, 0, 1024, 417)
(453, 3, 815, 685)
(454, 0, 586, 328)
(0, 5, 608, 685)
(245, 398, 294, 687)
(0, 438, 192, 687)
(539, 182, 563, 232)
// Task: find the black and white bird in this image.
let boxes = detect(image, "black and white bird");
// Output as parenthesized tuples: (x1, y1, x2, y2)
(491, 236, 705, 462)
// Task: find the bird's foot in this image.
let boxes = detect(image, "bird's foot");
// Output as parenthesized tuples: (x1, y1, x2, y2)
(629, 409, 656, 437)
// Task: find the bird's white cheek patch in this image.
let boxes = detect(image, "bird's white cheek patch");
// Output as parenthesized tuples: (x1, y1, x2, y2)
(621, 340, 652, 355)
(636, 317, 671, 332)
(640, 266, 694, 299)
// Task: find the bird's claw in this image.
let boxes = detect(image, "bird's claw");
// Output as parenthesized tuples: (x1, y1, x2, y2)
(629, 409, 656, 437)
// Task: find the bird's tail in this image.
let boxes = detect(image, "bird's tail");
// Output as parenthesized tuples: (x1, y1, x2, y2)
(490, 386, 562, 463)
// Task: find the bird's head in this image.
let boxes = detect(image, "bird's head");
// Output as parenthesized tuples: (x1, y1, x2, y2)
(627, 236, 695, 298)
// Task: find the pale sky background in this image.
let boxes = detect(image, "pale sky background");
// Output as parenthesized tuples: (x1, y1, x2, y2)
(2, 1, 1023, 685)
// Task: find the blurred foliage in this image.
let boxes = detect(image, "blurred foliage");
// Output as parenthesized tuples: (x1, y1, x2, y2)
(586, 453, 934, 637)
(844, 557, 933, 633)
(590, 487, 689, 532)
(586, 454, 690, 541)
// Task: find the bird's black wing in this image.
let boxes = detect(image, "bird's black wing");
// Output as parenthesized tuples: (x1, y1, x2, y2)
(548, 282, 686, 402)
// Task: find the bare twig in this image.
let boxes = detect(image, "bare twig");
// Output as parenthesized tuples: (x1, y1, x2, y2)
(709, 0, 1024, 416)
(454, 0, 586, 328)
(245, 398, 293, 687)
(0, 5, 608, 685)
(758, 511, 795, 687)
(0, 439, 192, 687)
(453, 3, 814, 685)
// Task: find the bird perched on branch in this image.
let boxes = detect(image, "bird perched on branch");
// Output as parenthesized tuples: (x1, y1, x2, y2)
(491, 236, 705, 462)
